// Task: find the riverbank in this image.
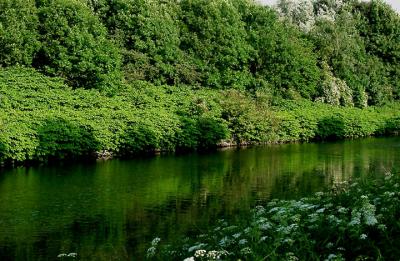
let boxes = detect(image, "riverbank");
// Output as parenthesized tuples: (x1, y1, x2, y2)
(1, 67, 400, 166)
(149, 173, 400, 260)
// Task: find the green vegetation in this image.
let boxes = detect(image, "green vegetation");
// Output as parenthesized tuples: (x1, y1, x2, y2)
(148, 173, 400, 260)
(0, 0, 399, 164)
(0, 67, 399, 164)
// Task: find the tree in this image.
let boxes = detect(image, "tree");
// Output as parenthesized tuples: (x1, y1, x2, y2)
(179, 0, 252, 89)
(34, 0, 122, 92)
(309, 8, 370, 106)
(0, 0, 40, 66)
(354, 0, 400, 99)
(95, 0, 194, 85)
(241, 2, 321, 98)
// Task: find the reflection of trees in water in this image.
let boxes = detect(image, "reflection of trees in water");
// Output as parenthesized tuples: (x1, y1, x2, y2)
(0, 137, 399, 260)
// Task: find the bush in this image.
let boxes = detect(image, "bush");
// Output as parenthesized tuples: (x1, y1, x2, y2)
(36, 117, 100, 160)
(179, 0, 252, 89)
(220, 90, 274, 144)
(34, 0, 122, 92)
(272, 100, 394, 141)
(98, 0, 186, 85)
(0, 0, 40, 66)
(0, 68, 399, 165)
(384, 117, 400, 135)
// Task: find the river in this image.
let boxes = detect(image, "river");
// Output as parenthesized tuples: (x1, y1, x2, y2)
(0, 137, 399, 260)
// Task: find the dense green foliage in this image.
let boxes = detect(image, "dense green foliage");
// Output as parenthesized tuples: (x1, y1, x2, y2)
(0, 68, 399, 164)
(149, 173, 400, 260)
(0, 0, 399, 163)
(0, 0, 398, 100)
(0, 3, 399, 261)
(0, 0, 40, 66)
(35, 0, 122, 91)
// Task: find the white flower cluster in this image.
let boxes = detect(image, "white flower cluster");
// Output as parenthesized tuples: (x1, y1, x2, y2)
(187, 249, 228, 260)
(151, 237, 161, 246)
(276, 0, 346, 32)
(57, 253, 77, 258)
(147, 237, 161, 258)
(194, 249, 206, 258)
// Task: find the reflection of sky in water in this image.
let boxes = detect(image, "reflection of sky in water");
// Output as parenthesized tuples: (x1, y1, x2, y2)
(0, 137, 399, 260)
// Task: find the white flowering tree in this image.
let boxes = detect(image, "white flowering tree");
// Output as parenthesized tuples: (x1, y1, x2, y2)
(276, 0, 345, 31)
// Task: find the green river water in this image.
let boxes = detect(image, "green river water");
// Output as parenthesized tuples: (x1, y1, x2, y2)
(0, 137, 399, 260)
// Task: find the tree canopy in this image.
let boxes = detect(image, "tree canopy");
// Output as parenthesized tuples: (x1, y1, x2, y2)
(0, 0, 398, 105)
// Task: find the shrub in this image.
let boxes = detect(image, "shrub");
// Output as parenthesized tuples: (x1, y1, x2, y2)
(0, 0, 40, 66)
(34, 0, 122, 92)
(0, 68, 399, 164)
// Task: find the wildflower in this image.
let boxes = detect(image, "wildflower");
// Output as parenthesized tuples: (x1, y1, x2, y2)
(238, 239, 248, 245)
(327, 215, 340, 225)
(194, 249, 207, 258)
(349, 211, 361, 226)
(326, 242, 334, 248)
(361, 201, 378, 226)
(219, 236, 232, 247)
(384, 192, 395, 197)
(57, 254, 67, 258)
(360, 234, 368, 240)
(254, 206, 266, 216)
(291, 214, 301, 223)
(151, 237, 161, 246)
(240, 247, 252, 255)
(259, 222, 272, 231)
(206, 250, 221, 260)
(364, 214, 378, 226)
(308, 213, 318, 223)
(378, 224, 387, 231)
(269, 207, 280, 213)
(146, 247, 156, 258)
(282, 238, 294, 245)
(276, 209, 287, 216)
(286, 252, 299, 261)
(67, 253, 77, 258)
(183, 257, 195, 261)
(232, 233, 241, 239)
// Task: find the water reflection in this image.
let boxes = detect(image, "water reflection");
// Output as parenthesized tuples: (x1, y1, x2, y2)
(0, 137, 399, 260)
